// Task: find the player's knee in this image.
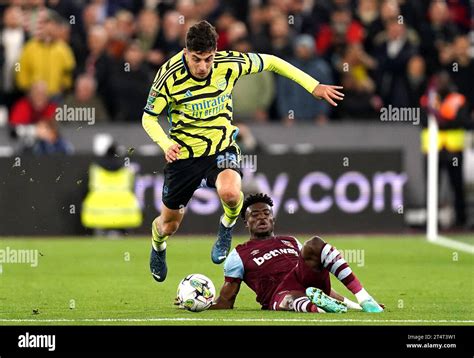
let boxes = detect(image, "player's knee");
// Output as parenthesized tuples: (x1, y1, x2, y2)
(304, 236, 326, 255)
(218, 187, 240, 207)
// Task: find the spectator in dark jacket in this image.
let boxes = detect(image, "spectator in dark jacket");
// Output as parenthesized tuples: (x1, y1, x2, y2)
(374, 20, 417, 108)
(109, 41, 152, 122)
(277, 34, 333, 125)
(33, 119, 73, 155)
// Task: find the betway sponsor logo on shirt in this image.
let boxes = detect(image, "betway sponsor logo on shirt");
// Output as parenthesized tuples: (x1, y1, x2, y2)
(253, 247, 299, 266)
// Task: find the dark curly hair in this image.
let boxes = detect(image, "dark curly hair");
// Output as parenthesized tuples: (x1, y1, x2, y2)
(185, 20, 218, 53)
(240, 193, 274, 220)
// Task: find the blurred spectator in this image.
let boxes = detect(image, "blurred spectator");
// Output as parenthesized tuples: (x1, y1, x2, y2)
(336, 73, 380, 119)
(215, 10, 237, 50)
(374, 19, 417, 108)
(337, 43, 377, 87)
(32, 118, 73, 155)
(0, 6, 26, 109)
(22, 0, 48, 38)
(196, 0, 222, 24)
(406, 55, 428, 108)
(316, 6, 364, 59)
(136, 9, 159, 52)
(109, 40, 152, 122)
(63, 74, 109, 122)
(107, 10, 135, 60)
(9, 81, 57, 126)
(335, 44, 380, 119)
(76, 25, 115, 115)
(82, 2, 103, 33)
(277, 34, 333, 125)
(419, 0, 459, 75)
(440, 35, 474, 112)
(16, 9, 76, 98)
(420, 72, 471, 227)
(153, 10, 183, 60)
(355, 0, 382, 54)
(232, 37, 275, 123)
(268, 14, 294, 60)
(135, 8, 166, 69)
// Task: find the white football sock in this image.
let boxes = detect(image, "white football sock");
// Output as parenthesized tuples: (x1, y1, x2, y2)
(344, 297, 362, 310)
(355, 288, 371, 304)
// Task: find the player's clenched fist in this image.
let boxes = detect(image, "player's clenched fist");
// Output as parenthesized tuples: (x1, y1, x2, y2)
(165, 143, 182, 163)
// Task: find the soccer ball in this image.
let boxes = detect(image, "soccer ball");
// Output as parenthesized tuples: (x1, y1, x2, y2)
(176, 274, 216, 312)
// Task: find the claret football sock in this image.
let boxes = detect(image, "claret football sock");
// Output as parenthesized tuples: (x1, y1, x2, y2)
(220, 191, 244, 228)
(320, 243, 369, 302)
(292, 296, 325, 313)
(151, 218, 168, 252)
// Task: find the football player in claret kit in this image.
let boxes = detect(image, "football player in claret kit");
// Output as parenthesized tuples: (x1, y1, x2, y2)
(211, 194, 384, 313)
(142, 20, 344, 282)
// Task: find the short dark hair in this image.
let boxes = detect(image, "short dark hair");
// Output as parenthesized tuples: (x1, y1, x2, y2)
(240, 193, 274, 219)
(185, 20, 218, 53)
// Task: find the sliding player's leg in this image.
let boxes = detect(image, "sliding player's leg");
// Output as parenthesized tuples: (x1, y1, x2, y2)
(271, 264, 345, 313)
(302, 236, 383, 312)
(149, 204, 184, 282)
(271, 290, 327, 313)
(211, 168, 244, 264)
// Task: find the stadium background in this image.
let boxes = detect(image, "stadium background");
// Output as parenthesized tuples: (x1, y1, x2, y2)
(0, 0, 473, 331)
(0, 0, 473, 235)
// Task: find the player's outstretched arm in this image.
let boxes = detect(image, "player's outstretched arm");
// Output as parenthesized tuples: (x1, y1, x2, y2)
(260, 54, 344, 107)
(210, 281, 241, 310)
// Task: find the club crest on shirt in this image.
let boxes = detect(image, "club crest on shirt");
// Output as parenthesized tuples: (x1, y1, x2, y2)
(217, 78, 227, 90)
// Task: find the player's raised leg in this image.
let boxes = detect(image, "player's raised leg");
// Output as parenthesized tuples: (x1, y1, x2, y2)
(149, 204, 184, 282)
(302, 236, 383, 312)
(211, 169, 244, 264)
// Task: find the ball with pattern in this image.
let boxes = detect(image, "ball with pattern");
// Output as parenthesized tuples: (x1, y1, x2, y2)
(176, 274, 216, 312)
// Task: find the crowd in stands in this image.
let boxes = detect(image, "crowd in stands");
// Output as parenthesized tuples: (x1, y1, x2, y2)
(0, 0, 472, 133)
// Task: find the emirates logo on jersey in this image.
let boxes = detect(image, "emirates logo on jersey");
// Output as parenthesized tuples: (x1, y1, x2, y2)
(252, 247, 299, 266)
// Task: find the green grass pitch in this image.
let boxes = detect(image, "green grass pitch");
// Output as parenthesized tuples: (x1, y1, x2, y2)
(0, 235, 472, 326)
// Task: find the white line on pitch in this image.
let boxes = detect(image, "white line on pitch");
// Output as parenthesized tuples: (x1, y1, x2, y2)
(0, 318, 472, 323)
(430, 236, 474, 254)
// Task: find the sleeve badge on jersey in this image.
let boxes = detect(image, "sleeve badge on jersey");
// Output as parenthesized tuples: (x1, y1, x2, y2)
(217, 78, 227, 90)
(249, 53, 262, 70)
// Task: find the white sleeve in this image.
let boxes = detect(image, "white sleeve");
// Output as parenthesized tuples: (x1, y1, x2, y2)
(224, 249, 244, 279)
